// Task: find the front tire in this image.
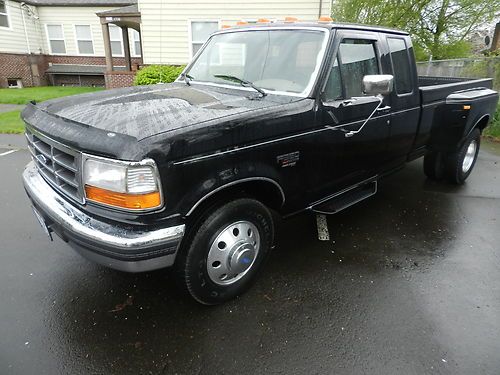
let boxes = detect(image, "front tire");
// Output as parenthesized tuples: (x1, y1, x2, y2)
(444, 128, 481, 185)
(175, 198, 274, 305)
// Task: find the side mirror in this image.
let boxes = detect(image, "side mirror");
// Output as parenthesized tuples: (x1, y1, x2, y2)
(363, 74, 394, 96)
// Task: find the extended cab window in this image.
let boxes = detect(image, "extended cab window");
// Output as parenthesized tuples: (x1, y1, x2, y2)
(387, 37, 412, 94)
(338, 39, 379, 98)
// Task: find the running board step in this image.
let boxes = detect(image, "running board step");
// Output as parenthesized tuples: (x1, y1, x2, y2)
(311, 180, 377, 215)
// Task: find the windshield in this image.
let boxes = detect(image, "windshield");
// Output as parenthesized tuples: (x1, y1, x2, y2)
(185, 29, 328, 95)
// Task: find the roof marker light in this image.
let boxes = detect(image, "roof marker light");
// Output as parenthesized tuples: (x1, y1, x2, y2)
(284, 16, 299, 23)
(236, 21, 249, 26)
(257, 18, 271, 23)
(318, 16, 333, 22)
(221, 24, 231, 29)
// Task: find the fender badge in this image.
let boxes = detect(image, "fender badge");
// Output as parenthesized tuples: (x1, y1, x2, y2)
(277, 151, 300, 168)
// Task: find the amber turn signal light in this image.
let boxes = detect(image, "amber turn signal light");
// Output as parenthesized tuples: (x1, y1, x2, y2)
(463, 105, 471, 110)
(85, 185, 161, 210)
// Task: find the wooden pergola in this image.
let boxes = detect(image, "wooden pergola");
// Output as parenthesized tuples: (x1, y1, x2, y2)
(96, 5, 142, 72)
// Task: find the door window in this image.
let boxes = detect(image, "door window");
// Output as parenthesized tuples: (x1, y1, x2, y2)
(338, 39, 379, 98)
(324, 57, 342, 101)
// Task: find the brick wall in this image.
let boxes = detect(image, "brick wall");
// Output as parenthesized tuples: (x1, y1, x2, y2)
(104, 71, 137, 89)
(47, 55, 142, 68)
(0, 52, 142, 88)
(0, 53, 48, 88)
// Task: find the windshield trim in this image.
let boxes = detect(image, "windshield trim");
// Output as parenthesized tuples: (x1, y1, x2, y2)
(178, 27, 330, 98)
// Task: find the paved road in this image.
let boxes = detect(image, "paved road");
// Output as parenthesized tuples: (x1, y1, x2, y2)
(0, 136, 499, 375)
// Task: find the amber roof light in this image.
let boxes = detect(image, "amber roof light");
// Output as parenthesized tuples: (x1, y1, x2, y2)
(318, 16, 333, 22)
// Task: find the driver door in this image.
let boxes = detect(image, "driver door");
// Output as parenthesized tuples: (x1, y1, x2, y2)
(312, 31, 391, 197)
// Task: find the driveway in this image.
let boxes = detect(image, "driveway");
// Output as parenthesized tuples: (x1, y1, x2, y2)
(1, 135, 499, 375)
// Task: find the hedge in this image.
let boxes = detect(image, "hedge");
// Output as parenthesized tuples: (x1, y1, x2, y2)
(134, 65, 185, 85)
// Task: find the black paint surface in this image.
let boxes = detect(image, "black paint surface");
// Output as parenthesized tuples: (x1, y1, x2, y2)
(1, 137, 499, 374)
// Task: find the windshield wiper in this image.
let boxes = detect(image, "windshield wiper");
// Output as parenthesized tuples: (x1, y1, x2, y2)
(180, 72, 194, 86)
(214, 75, 267, 97)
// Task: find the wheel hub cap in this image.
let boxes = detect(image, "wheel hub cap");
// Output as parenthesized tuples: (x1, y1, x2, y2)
(207, 221, 260, 285)
(229, 243, 256, 274)
(462, 140, 477, 173)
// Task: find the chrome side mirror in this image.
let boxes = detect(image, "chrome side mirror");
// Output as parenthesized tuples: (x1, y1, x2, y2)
(363, 74, 394, 96)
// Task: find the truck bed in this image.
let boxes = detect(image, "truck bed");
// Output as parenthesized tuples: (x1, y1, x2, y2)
(418, 76, 494, 105)
(412, 76, 497, 152)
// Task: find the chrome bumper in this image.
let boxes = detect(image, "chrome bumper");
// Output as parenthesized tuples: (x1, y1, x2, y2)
(23, 161, 185, 272)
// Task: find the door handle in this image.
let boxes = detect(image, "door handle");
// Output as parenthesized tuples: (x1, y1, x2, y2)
(340, 99, 354, 107)
(376, 105, 391, 112)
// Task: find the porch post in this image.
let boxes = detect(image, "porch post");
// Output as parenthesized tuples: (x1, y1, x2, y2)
(121, 26, 132, 71)
(101, 22, 113, 71)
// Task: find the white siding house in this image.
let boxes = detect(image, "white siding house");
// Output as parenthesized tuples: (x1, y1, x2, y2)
(0, 0, 43, 54)
(38, 6, 116, 56)
(139, 0, 331, 65)
(0, 0, 333, 88)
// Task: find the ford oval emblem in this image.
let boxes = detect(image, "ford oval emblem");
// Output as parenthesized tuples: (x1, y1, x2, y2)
(36, 154, 47, 164)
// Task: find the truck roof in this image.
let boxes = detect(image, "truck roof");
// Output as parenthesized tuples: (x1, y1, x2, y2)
(222, 21, 409, 36)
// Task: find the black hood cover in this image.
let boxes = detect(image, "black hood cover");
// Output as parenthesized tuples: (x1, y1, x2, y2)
(38, 83, 297, 140)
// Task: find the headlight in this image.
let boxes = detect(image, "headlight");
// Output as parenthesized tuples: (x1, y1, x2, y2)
(82, 155, 162, 211)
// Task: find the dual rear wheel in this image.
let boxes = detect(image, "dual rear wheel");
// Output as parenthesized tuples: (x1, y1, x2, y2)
(424, 128, 481, 185)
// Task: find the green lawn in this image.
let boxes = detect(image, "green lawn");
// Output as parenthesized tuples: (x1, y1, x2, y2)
(0, 86, 103, 134)
(0, 86, 103, 105)
(0, 110, 23, 133)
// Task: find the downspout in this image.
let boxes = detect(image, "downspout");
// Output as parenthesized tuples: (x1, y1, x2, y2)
(20, 2, 35, 86)
(318, 0, 323, 18)
(20, 3, 31, 54)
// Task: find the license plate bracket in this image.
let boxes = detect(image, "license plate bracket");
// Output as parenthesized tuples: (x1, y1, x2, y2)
(32, 207, 53, 241)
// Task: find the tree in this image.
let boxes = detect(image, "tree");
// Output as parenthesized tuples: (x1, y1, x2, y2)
(332, 0, 500, 60)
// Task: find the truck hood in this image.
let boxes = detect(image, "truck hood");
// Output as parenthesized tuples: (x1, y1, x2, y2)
(35, 83, 297, 141)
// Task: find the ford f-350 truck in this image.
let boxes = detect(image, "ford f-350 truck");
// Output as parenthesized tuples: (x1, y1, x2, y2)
(22, 22, 499, 304)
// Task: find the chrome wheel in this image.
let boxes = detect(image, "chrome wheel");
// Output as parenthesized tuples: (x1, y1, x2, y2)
(462, 139, 477, 173)
(207, 221, 260, 286)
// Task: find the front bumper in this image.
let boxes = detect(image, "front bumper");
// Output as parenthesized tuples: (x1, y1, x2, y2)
(23, 161, 185, 272)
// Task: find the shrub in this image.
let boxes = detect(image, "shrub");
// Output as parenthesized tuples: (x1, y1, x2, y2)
(134, 65, 185, 85)
(484, 103, 500, 140)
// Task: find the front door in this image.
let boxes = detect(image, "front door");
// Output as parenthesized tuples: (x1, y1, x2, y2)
(311, 31, 391, 198)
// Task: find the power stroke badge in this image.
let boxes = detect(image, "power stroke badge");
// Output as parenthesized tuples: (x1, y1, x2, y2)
(277, 151, 300, 168)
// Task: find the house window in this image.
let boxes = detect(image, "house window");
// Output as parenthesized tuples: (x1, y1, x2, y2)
(75, 25, 94, 55)
(7, 79, 22, 88)
(190, 21, 219, 57)
(0, 1, 9, 28)
(46, 24, 66, 54)
(132, 29, 141, 56)
(109, 25, 123, 56)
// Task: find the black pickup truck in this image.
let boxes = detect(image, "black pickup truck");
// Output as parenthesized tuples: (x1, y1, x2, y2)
(22, 22, 498, 304)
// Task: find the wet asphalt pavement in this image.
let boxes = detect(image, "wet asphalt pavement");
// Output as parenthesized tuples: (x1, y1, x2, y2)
(1, 136, 499, 375)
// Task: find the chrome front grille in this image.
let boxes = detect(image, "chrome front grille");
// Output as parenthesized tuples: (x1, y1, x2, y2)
(25, 128, 84, 203)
